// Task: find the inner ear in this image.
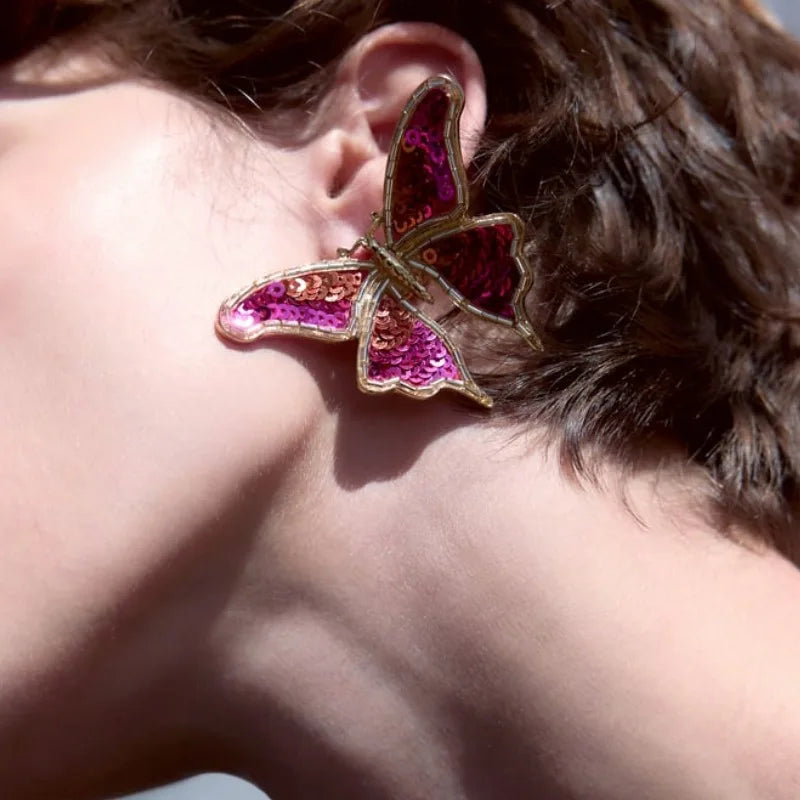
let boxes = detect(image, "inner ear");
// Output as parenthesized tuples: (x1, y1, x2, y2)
(328, 140, 368, 199)
(339, 22, 487, 162)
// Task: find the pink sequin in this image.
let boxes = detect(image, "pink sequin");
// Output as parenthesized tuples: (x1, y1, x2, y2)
(368, 296, 461, 386)
(225, 269, 369, 335)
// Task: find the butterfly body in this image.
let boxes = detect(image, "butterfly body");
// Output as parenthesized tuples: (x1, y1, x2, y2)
(360, 234, 433, 303)
(217, 75, 539, 408)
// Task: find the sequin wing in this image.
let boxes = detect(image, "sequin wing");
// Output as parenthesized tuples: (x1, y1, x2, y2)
(216, 260, 372, 343)
(356, 281, 491, 407)
(383, 76, 468, 248)
(405, 214, 538, 343)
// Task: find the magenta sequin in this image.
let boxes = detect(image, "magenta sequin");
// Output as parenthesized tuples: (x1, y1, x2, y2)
(416, 223, 519, 320)
(226, 269, 368, 334)
(368, 296, 461, 386)
(389, 87, 459, 241)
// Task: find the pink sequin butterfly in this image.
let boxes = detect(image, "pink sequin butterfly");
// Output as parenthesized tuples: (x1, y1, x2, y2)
(216, 75, 538, 408)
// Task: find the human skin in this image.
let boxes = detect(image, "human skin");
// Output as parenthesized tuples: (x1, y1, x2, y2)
(1, 22, 800, 800)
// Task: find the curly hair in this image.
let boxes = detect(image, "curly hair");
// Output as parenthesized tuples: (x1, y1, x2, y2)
(6, 0, 800, 553)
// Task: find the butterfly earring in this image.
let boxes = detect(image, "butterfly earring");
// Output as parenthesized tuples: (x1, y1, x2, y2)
(216, 75, 540, 409)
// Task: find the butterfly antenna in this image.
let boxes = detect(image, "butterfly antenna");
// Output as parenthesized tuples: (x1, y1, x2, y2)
(336, 212, 384, 258)
(368, 211, 383, 238)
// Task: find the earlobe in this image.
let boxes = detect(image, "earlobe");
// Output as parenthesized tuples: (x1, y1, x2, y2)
(312, 22, 487, 252)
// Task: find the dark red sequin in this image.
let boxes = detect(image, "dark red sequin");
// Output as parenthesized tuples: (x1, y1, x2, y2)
(389, 87, 459, 242)
(414, 224, 519, 319)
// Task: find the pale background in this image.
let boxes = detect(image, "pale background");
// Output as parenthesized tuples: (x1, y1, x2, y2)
(117, 1, 798, 798)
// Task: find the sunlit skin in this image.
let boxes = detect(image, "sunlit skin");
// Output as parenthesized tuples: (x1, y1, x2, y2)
(2, 23, 800, 800)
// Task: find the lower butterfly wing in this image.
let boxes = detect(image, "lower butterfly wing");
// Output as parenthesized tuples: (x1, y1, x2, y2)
(217, 260, 372, 343)
(402, 213, 540, 347)
(356, 279, 492, 408)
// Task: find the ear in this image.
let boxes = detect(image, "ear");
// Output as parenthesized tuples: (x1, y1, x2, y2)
(306, 22, 487, 255)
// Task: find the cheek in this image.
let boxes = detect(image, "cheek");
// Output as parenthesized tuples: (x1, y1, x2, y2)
(0, 100, 322, 548)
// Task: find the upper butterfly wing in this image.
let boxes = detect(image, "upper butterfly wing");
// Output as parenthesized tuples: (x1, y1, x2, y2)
(404, 213, 539, 345)
(217, 260, 372, 343)
(383, 76, 469, 249)
(356, 279, 491, 408)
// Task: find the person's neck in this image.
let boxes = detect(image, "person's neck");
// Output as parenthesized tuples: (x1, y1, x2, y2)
(183, 401, 680, 799)
(209, 401, 781, 800)
(1, 390, 773, 800)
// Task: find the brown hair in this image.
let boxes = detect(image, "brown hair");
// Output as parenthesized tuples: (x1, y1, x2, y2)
(6, 0, 800, 553)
